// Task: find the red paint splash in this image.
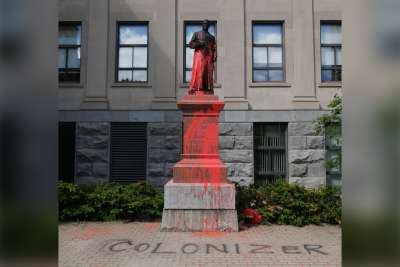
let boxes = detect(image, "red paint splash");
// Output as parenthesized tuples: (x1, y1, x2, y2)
(170, 92, 235, 231)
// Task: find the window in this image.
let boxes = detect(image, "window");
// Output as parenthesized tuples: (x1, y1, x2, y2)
(254, 123, 287, 185)
(110, 123, 147, 181)
(252, 22, 284, 82)
(116, 23, 149, 82)
(59, 122, 76, 182)
(320, 22, 342, 82)
(325, 124, 342, 186)
(184, 21, 216, 83)
(58, 22, 81, 83)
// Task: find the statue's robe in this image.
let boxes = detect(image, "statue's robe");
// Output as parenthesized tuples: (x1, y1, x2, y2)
(188, 31, 217, 94)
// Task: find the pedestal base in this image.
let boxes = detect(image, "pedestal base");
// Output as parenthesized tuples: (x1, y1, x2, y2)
(161, 210, 238, 232)
(161, 180, 238, 232)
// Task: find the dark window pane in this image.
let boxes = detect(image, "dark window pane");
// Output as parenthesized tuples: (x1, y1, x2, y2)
(118, 47, 133, 68)
(268, 70, 283, 81)
(185, 70, 192, 83)
(253, 70, 268, 82)
(336, 47, 342, 65)
(133, 47, 147, 68)
(333, 68, 342, 81)
(185, 47, 194, 68)
(253, 47, 268, 68)
(58, 48, 66, 68)
(268, 47, 282, 67)
(322, 69, 333, 81)
(119, 25, 148, 45)
(321, 47, 335, 66)
(133, 70, 147, 82)
(59, 24, 81, 45)
(321, 24, 341, 44)
(67, 48, 80, 68)
(59, 71, 80, 83)
(118, 70, 133, 82)
(253, 24, 282, 45)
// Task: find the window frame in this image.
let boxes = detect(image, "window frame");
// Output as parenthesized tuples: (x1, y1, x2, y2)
(320, 21, 342, 82)
(115, 21, 149, 83)
(251, 21, 285, 83)
(58, 21, 82, 83)
(183, 20, 217, 84)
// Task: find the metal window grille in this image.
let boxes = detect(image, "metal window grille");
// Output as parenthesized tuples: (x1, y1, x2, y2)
(254, 123, 287, 185)
(110, 122, 147, 182)
(59, 122, 76, 182)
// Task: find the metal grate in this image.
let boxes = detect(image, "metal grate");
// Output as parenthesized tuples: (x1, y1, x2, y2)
(110, 122, 147, 182)
(254, 123, 287, 185)
(59, 122, 76, 183)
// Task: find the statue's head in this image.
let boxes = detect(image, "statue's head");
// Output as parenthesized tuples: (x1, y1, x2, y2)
(202, 19, 209, 31)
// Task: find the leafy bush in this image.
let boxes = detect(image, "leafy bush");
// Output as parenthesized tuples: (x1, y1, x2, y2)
(236, 179, 341, 226)
(59, 181, 163, 222)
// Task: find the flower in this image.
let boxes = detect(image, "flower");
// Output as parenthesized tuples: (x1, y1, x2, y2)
(243, 208, 263, 225)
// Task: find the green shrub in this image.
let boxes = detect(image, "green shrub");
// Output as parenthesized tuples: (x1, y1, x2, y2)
(236, 179, 341, 226)
(58, 181, 163, 222)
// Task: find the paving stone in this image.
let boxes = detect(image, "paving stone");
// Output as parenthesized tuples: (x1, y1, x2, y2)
(59, 222, 341, 266)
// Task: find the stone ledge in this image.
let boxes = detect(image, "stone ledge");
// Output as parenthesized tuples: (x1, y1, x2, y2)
(164, 180, 235, 209)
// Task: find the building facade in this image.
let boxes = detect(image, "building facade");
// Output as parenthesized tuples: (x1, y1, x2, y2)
(58, 0, 342, 188)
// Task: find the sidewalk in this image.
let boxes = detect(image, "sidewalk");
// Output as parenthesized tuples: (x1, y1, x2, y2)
(59, 221, 341, 267)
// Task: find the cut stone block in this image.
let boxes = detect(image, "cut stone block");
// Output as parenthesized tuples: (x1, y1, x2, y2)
(164, 180, 235, 209)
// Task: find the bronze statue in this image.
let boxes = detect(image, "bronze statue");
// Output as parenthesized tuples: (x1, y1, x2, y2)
(188, 20, 217, 95)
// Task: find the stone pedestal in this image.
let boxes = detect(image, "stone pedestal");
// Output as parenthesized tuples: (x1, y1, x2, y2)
(161, 92, 238, 232)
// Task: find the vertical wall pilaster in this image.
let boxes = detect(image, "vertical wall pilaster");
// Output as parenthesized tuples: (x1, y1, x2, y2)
(81, 0, 109, 109)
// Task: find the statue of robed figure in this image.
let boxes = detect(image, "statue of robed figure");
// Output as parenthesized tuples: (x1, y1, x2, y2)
(188, 20, 217, 95)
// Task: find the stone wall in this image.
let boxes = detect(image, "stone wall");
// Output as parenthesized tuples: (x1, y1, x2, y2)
(75, 122, 110, 184)
(147, 123, 182, 187)
(288, 122, 326, 188)
(219, 123, 254, 185)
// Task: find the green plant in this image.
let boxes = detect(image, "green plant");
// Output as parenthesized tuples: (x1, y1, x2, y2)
(58, 181, 163, 222)
(314, 94, 342, 172)
(235, 179, 341, 226)
(313, 94, 342, 135)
